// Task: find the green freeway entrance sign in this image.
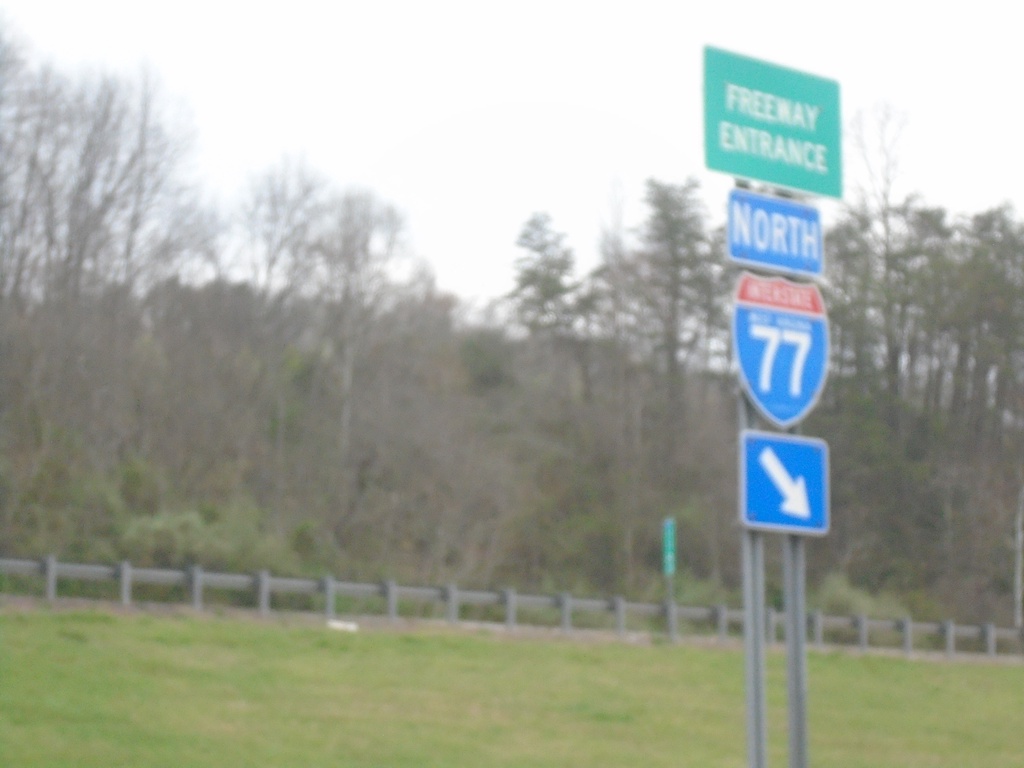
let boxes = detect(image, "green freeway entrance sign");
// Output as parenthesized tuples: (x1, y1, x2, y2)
(704, 46, 842, 198)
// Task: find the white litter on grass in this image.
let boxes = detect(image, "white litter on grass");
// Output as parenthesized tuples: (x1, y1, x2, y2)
(327, 620, 359, 633)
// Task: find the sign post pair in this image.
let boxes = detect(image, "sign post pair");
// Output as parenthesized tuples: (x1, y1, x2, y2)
(705, 44, 839, 768)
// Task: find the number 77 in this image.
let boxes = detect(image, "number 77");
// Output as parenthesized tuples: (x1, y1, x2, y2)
(750, 324, 811, 396)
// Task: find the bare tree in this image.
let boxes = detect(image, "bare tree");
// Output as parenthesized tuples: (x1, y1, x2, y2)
(236, 160, 327, 524)
(303, 191, 403, 538)
(239, 158, 326, 297)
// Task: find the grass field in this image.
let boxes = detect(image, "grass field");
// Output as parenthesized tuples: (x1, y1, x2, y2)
(1, 606, 1022, 767)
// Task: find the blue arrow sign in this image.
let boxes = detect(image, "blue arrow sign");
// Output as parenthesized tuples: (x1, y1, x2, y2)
(728, 189, 823, 278)
(733, 272, 829, 428)
(740, 430, 829, 535)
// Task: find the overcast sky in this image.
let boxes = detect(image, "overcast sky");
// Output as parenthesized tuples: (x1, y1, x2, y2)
(2, 1, 1020, 303)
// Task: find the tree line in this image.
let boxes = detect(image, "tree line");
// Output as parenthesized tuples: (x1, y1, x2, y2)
(0, 28, 1020, 624)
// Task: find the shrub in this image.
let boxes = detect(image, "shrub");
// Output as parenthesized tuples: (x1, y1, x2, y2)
(117, 504, 302, 574)
(812, 572, 907, 619)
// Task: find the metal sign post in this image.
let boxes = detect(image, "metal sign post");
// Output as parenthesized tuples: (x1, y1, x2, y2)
(739, 398, 768, 768)
(732, 267, 829, 768)
(664, 516, 677, 641)
(743, 528, 768, 768)
(783, 533, 808, 768)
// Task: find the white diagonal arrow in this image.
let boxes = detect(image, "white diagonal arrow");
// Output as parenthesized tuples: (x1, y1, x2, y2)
(758, 447, 810, 518)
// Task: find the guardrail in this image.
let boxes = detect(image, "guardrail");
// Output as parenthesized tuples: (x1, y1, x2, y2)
(2, 555, 1021, 658)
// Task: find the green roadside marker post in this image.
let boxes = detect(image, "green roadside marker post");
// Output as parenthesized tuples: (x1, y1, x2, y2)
(663, 517, 677, 640)
(663, 516, 676, 578)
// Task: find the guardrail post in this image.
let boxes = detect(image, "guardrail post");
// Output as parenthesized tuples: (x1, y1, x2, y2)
(560, 592, 572, 633)
(503, 588, 517, 631)
(384, 580, 398, 622)
(190, 565, 203, 612)
(943, 619, 955, 657)
(613, 596, 626, 637)
(812, 610, 824, 649)
(322, 575, 336, 621)
(43, 554, 57, 602)
(119, 560, 132, 607)
(797, 610, 807, 645)
(902, 616, 913, 657)
(665, 598, 678, 643)
(983, 623, 996, 656)
(257, 570, 271, 617)
(856, 614, 868, 652)
(716, 604, 729, 643)
(445, 583, 459, 624)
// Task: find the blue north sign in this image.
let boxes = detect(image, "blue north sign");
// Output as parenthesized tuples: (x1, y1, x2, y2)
(733, 272, 829, 428)
(728, 188, 822, 278)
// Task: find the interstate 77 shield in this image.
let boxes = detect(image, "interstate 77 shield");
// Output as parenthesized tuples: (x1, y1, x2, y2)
(733, 272, 828, 428)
